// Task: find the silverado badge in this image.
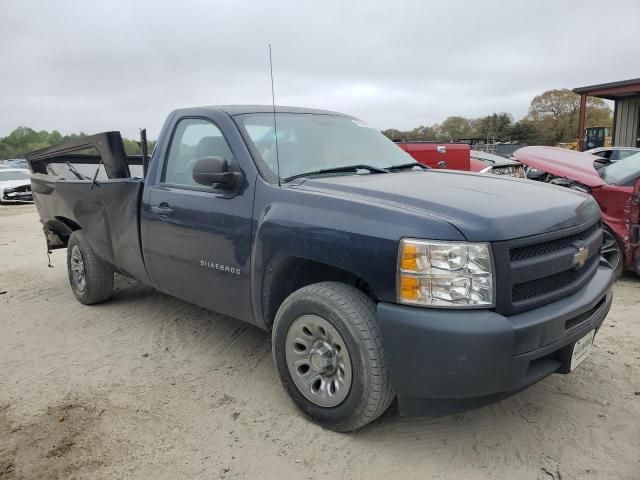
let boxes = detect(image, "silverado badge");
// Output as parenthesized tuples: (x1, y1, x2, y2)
(572, 246, 589, 269)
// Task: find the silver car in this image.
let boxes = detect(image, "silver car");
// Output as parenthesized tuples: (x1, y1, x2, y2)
(585, 146, 640, 163)
(0, 168, 33, 203)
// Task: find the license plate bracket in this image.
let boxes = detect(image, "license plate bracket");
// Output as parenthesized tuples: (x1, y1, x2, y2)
(569, 330, 595, 372)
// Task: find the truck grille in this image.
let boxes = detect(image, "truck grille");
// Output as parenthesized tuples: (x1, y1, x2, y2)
(510, 222, 600, 261)
(493, 219, 602, 315)
(512, 255, 599, 302)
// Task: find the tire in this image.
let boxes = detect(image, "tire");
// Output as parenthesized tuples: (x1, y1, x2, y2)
(601, 226, 623, 278)
(272, 282, 394, 432)
(66, 230, 114, 305)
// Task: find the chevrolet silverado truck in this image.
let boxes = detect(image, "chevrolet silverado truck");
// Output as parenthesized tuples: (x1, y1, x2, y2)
(27, 106, 615, 432)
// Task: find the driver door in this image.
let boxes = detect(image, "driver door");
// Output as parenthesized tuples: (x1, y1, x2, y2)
(143, 117, 254, 322)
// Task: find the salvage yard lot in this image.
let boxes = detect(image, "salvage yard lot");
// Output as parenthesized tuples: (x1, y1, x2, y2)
(1, 204, 639, 480)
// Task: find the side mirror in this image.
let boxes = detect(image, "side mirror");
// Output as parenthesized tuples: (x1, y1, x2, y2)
(192, 156, 238, 189)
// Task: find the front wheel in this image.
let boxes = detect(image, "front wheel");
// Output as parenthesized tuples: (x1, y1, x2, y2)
(272, 282, 394, 432)
(67, 231, 114, 305)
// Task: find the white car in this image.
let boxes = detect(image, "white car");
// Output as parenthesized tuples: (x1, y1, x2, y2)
(0, 168, 33, 203)
(585, 146, 640, 162)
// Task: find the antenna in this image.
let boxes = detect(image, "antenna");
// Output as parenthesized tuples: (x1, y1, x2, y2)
(140, 128, 149, 177)
(269, 44, 281, 186)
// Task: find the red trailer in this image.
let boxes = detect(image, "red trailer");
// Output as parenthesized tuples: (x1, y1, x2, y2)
(395, 142, 471, 170)
(395, 142, 525, 177)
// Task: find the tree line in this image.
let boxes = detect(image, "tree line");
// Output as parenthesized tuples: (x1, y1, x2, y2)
(382, 89, 612, 145)
(0, 88, 613, 160)
(0, 127, 155, 160)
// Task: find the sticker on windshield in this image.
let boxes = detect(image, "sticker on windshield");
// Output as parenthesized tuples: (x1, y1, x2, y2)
(352, 120, 375, 129)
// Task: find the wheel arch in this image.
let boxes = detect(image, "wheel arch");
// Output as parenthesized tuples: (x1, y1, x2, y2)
(261, 256, 377, 330)
(43, 216, 82, 249)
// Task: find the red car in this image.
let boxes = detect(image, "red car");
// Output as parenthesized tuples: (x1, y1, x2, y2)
(514, 146, 640, 276)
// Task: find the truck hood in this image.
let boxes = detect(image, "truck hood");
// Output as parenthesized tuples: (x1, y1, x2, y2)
(514, 146, 605, 187)
(290, 170, 601, 241)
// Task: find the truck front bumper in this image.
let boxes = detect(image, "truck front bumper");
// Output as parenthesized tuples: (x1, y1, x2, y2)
(377, 264, 614, 416)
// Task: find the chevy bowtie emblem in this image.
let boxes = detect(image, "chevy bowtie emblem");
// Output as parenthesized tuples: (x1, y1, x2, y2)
(572, 246, 589, 269)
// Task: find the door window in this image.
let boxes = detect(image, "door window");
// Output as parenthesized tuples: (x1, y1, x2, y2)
(164, 118, 235, 187)
(618, 150, 637, 160)
(597, 149, 612, 160)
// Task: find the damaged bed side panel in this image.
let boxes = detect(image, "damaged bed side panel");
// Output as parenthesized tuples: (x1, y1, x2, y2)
(26, 131, 151, 285)
(30, 174, 151, 284)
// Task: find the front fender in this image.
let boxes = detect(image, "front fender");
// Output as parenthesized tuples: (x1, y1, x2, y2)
(249, 179, 464, 328)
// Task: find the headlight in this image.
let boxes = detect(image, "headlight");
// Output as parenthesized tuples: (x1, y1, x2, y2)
(398, 239, 494, 307)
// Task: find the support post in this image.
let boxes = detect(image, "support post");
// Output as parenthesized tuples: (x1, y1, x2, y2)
(577, 93, 587, 151)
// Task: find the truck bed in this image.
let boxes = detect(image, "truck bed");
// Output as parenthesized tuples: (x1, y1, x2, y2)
(27, 132, 151, 284)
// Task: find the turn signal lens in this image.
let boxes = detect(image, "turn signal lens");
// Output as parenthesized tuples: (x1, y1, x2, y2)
(401, 243, 418, 271)
(399, 275, 420, 302)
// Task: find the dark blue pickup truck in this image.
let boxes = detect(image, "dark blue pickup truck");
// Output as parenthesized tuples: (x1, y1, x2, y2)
(27, 106, 615, 431)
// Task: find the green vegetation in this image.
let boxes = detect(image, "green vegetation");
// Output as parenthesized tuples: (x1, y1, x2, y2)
(0, 127, 155, 160)
(382, 89, 613, 145)
(0, 89, 613, 159)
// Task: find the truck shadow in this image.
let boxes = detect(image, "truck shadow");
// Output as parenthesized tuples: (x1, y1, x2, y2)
(352, 377, 602, 459)
(619, 271, 640, 283)
(103, 274, 608, 447)
(105, 273, 272, 367)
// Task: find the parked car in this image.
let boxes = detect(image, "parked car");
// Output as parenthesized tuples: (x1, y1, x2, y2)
(396, 142, 525, 178)
(585, 146, 640, 163)
(470, 150, 526, 178)
(1, 159, 30, 169)
(0, 168, 33, 203)
(515, 146, 640, 276)
(27, 106, 614, 431)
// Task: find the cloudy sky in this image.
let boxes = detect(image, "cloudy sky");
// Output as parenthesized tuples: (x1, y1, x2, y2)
(1, 0, 638, 139)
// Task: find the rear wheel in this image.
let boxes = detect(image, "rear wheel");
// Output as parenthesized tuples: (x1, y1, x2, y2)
(272, 282, 394, 432)
(601, 226, 623, 278)
(67, 231, 114, 304)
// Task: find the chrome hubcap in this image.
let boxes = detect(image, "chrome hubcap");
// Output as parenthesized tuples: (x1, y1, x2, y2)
(70, 245, 87, 293)
(601, 229, 621, 271)
(285, 315, 352, 407)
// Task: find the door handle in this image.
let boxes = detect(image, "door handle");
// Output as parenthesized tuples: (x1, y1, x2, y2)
(150, 203, 174, 215)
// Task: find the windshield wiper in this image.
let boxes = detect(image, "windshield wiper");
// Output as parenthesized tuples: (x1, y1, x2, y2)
(65, 161, 91, 180)
(385, 162, 429, 171)
(283, 164, 389, 182)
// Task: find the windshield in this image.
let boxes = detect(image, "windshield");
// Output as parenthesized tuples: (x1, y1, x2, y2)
(236, 113, 414, 180)
(600, 152, 640, 185)
(0, 171, 29, 181)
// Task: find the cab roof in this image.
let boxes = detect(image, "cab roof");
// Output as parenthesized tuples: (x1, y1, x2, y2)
(173, 105, 350, 117)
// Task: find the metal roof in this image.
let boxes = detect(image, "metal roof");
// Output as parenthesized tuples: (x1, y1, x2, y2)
(573, 78, 640, 99)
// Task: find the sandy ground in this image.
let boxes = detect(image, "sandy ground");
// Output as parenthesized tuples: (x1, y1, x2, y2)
(0, 204, 639, 480)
